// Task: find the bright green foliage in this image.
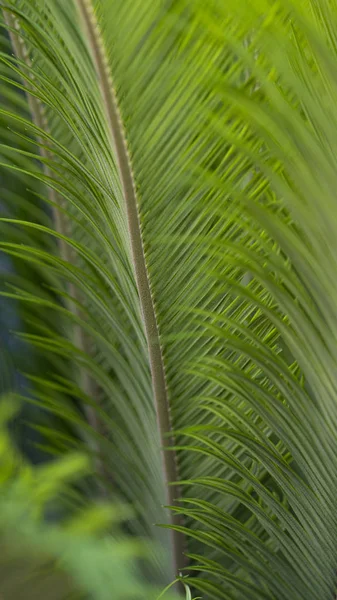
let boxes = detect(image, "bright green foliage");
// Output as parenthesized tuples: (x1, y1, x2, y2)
(1, 0, 337, 598)
(0, 399, 184, 599)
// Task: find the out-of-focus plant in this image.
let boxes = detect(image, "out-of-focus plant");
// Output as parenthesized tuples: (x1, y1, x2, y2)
(0, 398, 185, 599)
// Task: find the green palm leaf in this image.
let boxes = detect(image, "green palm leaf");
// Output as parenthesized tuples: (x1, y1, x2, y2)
(1, 0, 337, 598)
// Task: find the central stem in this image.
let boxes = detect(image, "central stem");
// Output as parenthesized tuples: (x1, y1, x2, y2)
(76, 0, 185, 576)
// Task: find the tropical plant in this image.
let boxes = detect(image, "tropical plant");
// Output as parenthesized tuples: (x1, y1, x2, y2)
(1, 0, 337, 598)
(0, 397, 185, 599)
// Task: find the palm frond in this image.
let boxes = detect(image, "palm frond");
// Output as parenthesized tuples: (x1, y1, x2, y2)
(1, 0, 337, 598)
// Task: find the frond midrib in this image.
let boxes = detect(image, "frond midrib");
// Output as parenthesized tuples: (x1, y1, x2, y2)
(75, 0, 185, 576)
(2, 6, 105, 489)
